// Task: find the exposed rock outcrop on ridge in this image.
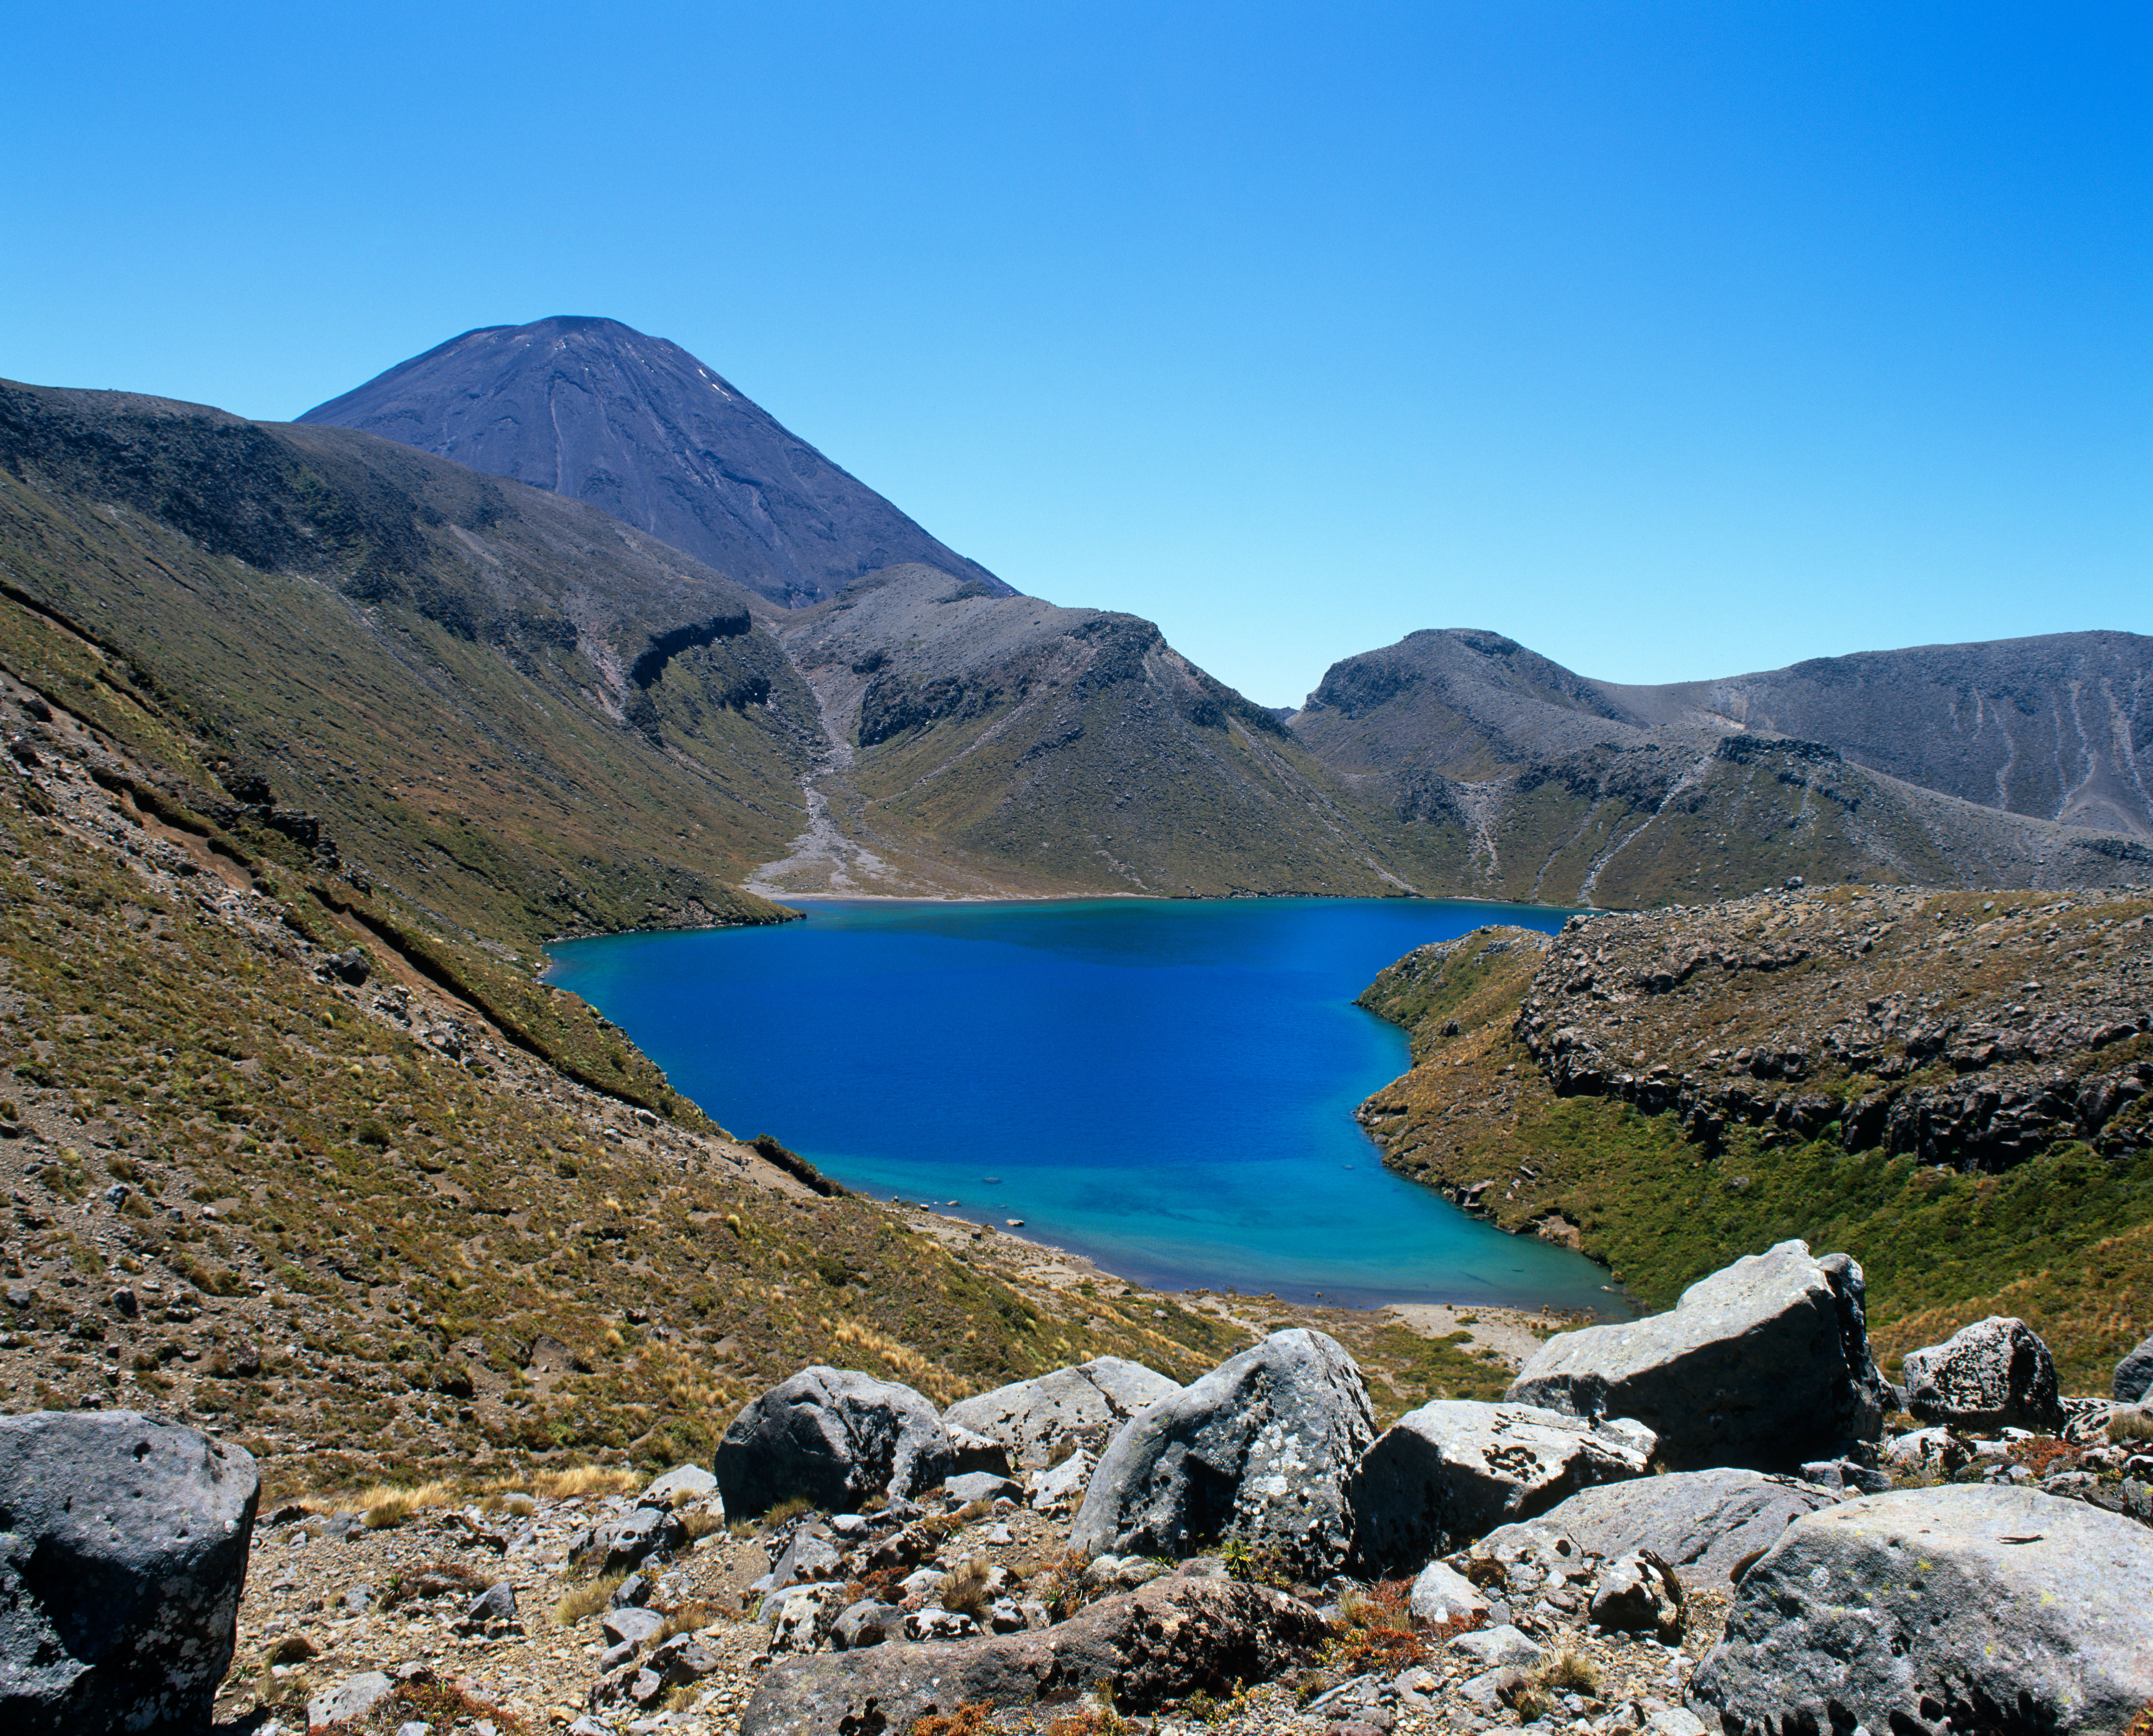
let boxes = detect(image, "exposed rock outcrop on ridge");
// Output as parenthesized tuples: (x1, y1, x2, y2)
(1689, 1485, 2153, 1736)
(943, 1355, 1180, 1471)
(1901, 1314, 2066, 1433)
(715, 1366, 953, 1517)
(1476, 1467, 1844, 1591)
(1347, 1399, 1655, 1571)
(0, 1409, 259, 1735)
(739, 1577, 1329, 1736)
(1070, 1329, 1375, 1579)
(1508, 1240, 1886, 1470)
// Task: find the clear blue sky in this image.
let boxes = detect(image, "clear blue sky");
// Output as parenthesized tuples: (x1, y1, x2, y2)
(5, 3, 2146, 708)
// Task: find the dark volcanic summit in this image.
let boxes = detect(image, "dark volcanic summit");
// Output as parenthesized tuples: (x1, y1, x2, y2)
(299, 315, 1010, 608)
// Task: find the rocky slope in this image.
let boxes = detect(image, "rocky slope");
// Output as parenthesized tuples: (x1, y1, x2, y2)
(1600, 630, 2153, 840)
(1353, 883, 2153, 1388)
(1295, 629, 2153, 905)
(750, 564, 1409, 898)
(299, 316, 1009, 610)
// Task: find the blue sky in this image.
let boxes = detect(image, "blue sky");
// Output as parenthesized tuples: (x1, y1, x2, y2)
(4, 3, 2146, 708)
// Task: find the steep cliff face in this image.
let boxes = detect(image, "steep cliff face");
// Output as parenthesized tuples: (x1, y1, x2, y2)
(300, 316, 1009, 609)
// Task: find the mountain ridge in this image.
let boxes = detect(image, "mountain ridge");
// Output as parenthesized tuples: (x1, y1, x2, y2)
(299, 316, 1009, 610)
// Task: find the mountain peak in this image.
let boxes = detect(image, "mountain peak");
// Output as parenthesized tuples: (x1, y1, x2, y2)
(299, 315, 1011, 609)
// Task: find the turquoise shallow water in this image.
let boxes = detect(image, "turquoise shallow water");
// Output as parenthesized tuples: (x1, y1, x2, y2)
(546, 897, 1624, 1315)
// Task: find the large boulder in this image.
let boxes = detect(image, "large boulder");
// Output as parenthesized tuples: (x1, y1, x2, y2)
(2114, 1330, 2153, 1404)
(1069, 1329, 1375, 1580)
(1507, 1240, 1886, 1470)
(944, 1357, 1181, 1471)
(1689, 1485, 2153, 1736)
(740, 1577, 1327, 1735)
(1900, 1316, 2065, 1433)
(0, 1409, 260, 1735)
(715, 1367, 952, 1517)
(1481, 1466, 1844, 1590)
(1348, 1400, 1655, 1571)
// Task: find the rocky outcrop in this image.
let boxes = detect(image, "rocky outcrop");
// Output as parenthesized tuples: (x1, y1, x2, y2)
(739, 1577, 1328, 1736)
(1347, 1400, 1655, 1571)
(715, 1367, 952, 1517)
(1479, 1466, 1842, 1591)
(944, 1357, 1180, 1471)
(2118, 1331, 2153, 1404)
(1589, 1551, 1685, 1643)
(1689, 1485, 2153, 1736)
(0, 1409, 260, 1734)
(1901, 1315, 2066, 1432)
(1070, 1329, 1375, 1580)
(1507, 1240, 1885, 1470)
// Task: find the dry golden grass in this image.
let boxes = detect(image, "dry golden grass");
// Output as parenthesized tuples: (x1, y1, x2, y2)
(479, 1491, 539, 1517)
(359, 1479, 453, 1528)
(532, 1465, 639, 1500)
(1539, 1646, 1604, 1694)
(657, 1599, 723, 1641)
(938, 1558, 995, 1618)
(551, 1572, 628, 1626)
(2110, 1408, 2153, 1443)
(679, 1506, 726, 1541)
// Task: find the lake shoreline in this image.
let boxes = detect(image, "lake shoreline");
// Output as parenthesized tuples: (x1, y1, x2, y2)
(888, 1198, 1594, 1374)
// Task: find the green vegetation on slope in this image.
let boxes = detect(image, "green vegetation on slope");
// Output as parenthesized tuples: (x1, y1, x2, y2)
(1357, 895, 2153, 1391)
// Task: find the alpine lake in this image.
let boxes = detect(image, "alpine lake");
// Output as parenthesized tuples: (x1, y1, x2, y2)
(547, 897, 1623, 1316)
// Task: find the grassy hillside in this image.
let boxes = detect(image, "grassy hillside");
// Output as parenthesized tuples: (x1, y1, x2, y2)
(0, 380, 821, 952)
(0, 723, 1248, 1489)
(1356, 889, 2153, 1390)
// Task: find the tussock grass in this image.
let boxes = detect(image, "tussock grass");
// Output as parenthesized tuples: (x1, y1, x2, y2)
(551, 1572, 628, 1626)
(360, 1478, 452, 1528)
(533, 1465, 639, 1500)
(2110, 1407, 2153, 1443)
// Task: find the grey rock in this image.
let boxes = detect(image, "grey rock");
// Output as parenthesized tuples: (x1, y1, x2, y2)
(573, 1504, 686, 1575)
(2115, 1331, 2153, 1404)
(395, 1723, 431, 1736)
(638, 1463, 719, 1508)
(1796, 1456, 1889, 1494)
(943, 1471, 1021, 1506)
(1588, 1550, 1683, 1641)
(945, 1356, 1183, 1471)
(1901, 1315, 2066, 1432)
(466, 1580, 518, 1626)
(1690, 1485, 2153, 1735)
(1407, 1560, 1489, 1629)
(609, 1572, 651, 1609)
(830, 1599, 900, 1650)
(717, 1366, 952, 1517)
(1479, 1467, 1841, 1591)
(740, 1578, 1328, 1735)
(769, 1526, 845, 1589)
(1070, 1329, 1375, 1579)
(1881, 1425, 1969, 1476)
(598, 1639, 638, 1673)
(764, 1583, 845, 1655)
(1348, 1399, 1654, 1569)
(943, 1423, 1012, 1478)
(987, 1597, 1028, 1634)
(1451, 1623, 1546, 1670)
(903, 1608, 979, 1640)
(1507, 1240, 1887, 1470)
(0, 1409, 259, 1736)
(602, 1606, 666, 1648)
(1026, 1447, 1093, 1511)
(896, 1565, 945, 1600)
(308, 1671, 396, 1730)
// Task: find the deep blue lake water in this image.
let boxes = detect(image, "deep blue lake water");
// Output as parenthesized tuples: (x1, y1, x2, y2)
(546, 897, 1622, 1314)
